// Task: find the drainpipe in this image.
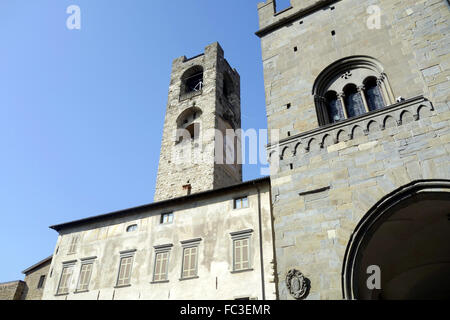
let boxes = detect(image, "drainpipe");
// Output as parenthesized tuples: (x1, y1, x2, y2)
(255, 183, 266, 300)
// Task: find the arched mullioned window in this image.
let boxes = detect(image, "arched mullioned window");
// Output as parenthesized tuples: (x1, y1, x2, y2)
(313, 56, 394, 126)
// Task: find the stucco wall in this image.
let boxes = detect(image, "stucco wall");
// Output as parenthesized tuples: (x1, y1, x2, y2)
(43, 181, 276, 300)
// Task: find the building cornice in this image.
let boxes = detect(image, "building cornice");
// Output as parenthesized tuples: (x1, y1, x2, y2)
(49, 177, 270, 232)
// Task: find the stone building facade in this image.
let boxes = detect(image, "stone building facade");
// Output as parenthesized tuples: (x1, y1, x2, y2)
(0, 281, 25, 300)
(257, 0, 450, 299)
(21, 256, 52, 300)
(0, 257, 51, 300)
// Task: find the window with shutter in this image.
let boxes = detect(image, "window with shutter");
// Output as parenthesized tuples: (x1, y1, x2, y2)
(182, 247, 198, 279)
(67, 235, 79, 255)
(117, 256, 133, 287)
(234, 238, 250, 271)
(153, 251, 170, 282)
(76, 263, 93, 292)
(57, 265, 74, 295)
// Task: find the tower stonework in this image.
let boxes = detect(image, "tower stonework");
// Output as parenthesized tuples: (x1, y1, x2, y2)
(257, 0, 450, 299)
(154, 42, 242, 202)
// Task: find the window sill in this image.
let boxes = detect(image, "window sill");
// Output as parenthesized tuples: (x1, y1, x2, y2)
(179, 90, 202, 102)
(233, 207, 250, 211)
(179, 276, 199, 281)
(74, 290, 89, 294)
(54, 293, 69, 297)
(231, 268, 254, 274)
(151, 280, 170, 284)
(114, 284, 132, 289)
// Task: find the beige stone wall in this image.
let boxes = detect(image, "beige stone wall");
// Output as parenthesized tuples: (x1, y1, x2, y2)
(22, 261, 51, 300)
(257, 0, 450, 299)
(154, 42, 242, 202)
(258, 0, 449, 142)
(0, 281, 25, 300)
(43, 181, 276, 300)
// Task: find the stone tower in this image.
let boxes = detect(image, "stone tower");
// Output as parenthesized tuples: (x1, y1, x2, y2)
(257, 0, 450, 299)
(154, 42, 242, 202)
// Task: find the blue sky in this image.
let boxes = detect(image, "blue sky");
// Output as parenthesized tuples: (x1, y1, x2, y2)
(0, 0, 279, 282)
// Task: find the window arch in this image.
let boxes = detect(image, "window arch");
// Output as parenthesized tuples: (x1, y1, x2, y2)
(180, 65, 204, 97)
(176, 107, 202, 144)
(313, 56, 394, 126)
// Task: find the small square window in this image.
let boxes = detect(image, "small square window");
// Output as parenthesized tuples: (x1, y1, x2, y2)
(161, 213, 174, 224)
(234, 197, 249, 210)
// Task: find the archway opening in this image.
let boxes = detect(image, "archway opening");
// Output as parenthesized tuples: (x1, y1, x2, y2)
(343, 181, 450, 300)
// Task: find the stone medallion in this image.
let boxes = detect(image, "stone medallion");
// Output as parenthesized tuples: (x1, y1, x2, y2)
(286, 269, 311, 300)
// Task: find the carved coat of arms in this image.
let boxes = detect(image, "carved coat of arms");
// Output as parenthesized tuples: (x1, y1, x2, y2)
(286, 269, 310, 300)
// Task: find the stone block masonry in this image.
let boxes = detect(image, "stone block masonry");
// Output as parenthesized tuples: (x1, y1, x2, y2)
(257, 0, 450, 299)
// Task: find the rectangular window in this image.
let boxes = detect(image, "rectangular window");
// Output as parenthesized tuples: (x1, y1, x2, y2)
(153, 251, 170, 282)
(116, 256, 133, 287)
(161, 212, 174, 224)
(181, 247, 198, 279)
(37, 275, 46, 289)
(57, 265, 74, 295)
(67, 235, 79, 255)
(76, 263, 93, 292)
(234, 238, 250, 271)
(234, 197, 248, 209)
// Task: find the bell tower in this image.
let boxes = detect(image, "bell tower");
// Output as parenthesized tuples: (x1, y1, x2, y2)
(154, 42, 242, 202)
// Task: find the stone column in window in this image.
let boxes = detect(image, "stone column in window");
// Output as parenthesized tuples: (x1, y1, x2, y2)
(314, 94, 329, 125)
(337, 92, 348, 119)
(358, 85, 370, 113)
(378, 73, 394, 105)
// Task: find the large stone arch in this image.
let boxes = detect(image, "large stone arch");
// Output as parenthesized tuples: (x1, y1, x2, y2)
(342, 180, 450, 300)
